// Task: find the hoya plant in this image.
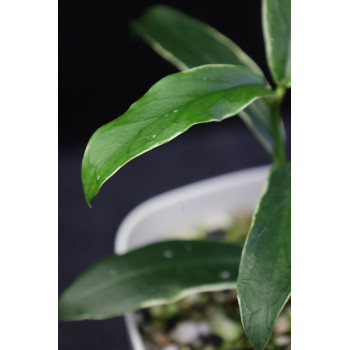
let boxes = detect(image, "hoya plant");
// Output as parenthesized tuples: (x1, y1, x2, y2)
(59, 1, 291, 349)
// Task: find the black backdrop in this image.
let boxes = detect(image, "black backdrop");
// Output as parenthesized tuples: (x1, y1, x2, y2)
(59, 1, 290, 349)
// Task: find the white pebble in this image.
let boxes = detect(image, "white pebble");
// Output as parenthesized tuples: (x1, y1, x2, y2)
(170, 321, 209, 344)
(197, 322, 210, 336)
(275, 335, 291, 346)
(161, 345, 179, 350)
(171, 321, 198, 344)
(163, 250, 173, 259)
(220, 270, 231, 279)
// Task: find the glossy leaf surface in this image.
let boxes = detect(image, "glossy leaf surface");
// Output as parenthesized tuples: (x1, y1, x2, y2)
(131, 5, 263, 74)
(58, 240, 242, 320)
(132, 5, 279, 155)
(237, 163, 291, 350)
(239, 99, 275, 154)
(82, 65, 273, 205)
(262, 0, 291, 87)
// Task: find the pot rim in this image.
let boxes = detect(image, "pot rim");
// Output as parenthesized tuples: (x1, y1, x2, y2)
(114, 165, 270, 350)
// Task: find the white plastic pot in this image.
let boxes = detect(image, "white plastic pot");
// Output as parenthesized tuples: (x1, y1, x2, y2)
(114, 165, 270, 350)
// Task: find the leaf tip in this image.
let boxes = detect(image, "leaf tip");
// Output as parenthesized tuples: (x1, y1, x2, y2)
(58, 298, 70, 322)
(81, 159, 98, 208)
(82, 181, 94, 208)
(86, 198, 93, 208)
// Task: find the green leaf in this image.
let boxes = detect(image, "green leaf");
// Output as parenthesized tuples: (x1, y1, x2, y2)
(237, 163, 291, 350)
(239, 99, 276, 154)
(131, 5, 263, 75)
(262, 0, 291, 87)
(82, 64, 273, 205)
(132, 5, 280, 155)
(58, 240, 242, 321)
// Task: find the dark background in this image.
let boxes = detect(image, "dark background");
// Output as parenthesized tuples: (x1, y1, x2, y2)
(59, 1, 290, 349)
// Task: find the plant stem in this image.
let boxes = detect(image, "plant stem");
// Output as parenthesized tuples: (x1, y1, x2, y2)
(270, 85, 286, 163)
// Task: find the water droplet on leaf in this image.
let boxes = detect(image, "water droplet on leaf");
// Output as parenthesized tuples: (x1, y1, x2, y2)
(163, 250, 173, 259)
(220, 270, 231, 279)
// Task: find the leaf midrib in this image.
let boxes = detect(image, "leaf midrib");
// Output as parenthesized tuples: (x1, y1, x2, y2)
(68, 253, 241, 302)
